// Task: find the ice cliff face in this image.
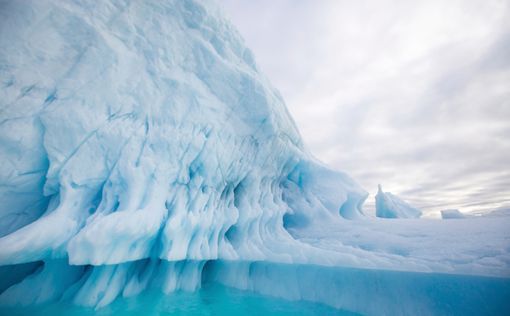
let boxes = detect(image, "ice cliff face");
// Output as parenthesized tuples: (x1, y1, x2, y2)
(375, 185, 422, 218)
(0, 0, 366, 307)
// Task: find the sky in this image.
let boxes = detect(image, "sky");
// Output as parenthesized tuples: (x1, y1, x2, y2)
(219, 0, 510, 216)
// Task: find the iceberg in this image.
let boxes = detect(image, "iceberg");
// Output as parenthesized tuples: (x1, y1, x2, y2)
(0, 0, 366, 305)
(375, 184, 422, 218)
(441, 209, 466, 219)
(0, 0, 509, 315)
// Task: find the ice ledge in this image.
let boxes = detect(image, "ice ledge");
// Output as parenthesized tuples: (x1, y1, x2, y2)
(2, 258, 509, 315)
(206, 260, 510, 316)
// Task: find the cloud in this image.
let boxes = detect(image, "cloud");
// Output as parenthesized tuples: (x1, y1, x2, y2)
(220, 0, 510, 215)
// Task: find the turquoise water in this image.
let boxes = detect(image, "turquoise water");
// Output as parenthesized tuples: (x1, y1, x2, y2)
(0, 284, 357, 316)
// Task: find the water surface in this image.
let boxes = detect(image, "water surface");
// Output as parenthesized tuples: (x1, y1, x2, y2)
(0, 284, 357, 316)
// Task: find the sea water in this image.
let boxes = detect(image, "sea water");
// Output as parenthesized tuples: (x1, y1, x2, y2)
(0, 284, 357, 316)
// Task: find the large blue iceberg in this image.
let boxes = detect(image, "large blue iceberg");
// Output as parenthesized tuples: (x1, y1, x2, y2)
(0, 0, 509, 314)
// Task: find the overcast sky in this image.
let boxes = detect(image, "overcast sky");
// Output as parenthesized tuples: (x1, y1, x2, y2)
(219, 0, 510, 216)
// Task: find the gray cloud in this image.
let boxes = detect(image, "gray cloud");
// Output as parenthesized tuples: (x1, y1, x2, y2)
(220, 0, 510, 216)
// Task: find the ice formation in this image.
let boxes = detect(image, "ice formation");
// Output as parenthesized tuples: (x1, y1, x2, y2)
(375, 184, 422, 218)
(0, 0, 509, 315)
(441, 209, 466, 219)
(0, 0, 366, 306)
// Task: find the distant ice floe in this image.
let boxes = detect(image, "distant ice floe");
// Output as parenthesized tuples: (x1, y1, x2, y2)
(441, 209, 466, 219)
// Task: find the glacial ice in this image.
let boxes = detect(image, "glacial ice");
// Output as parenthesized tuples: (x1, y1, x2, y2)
(0, 0, 509, 315)
(375, 184, 422, 218)
(441, 209, 466, 219)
